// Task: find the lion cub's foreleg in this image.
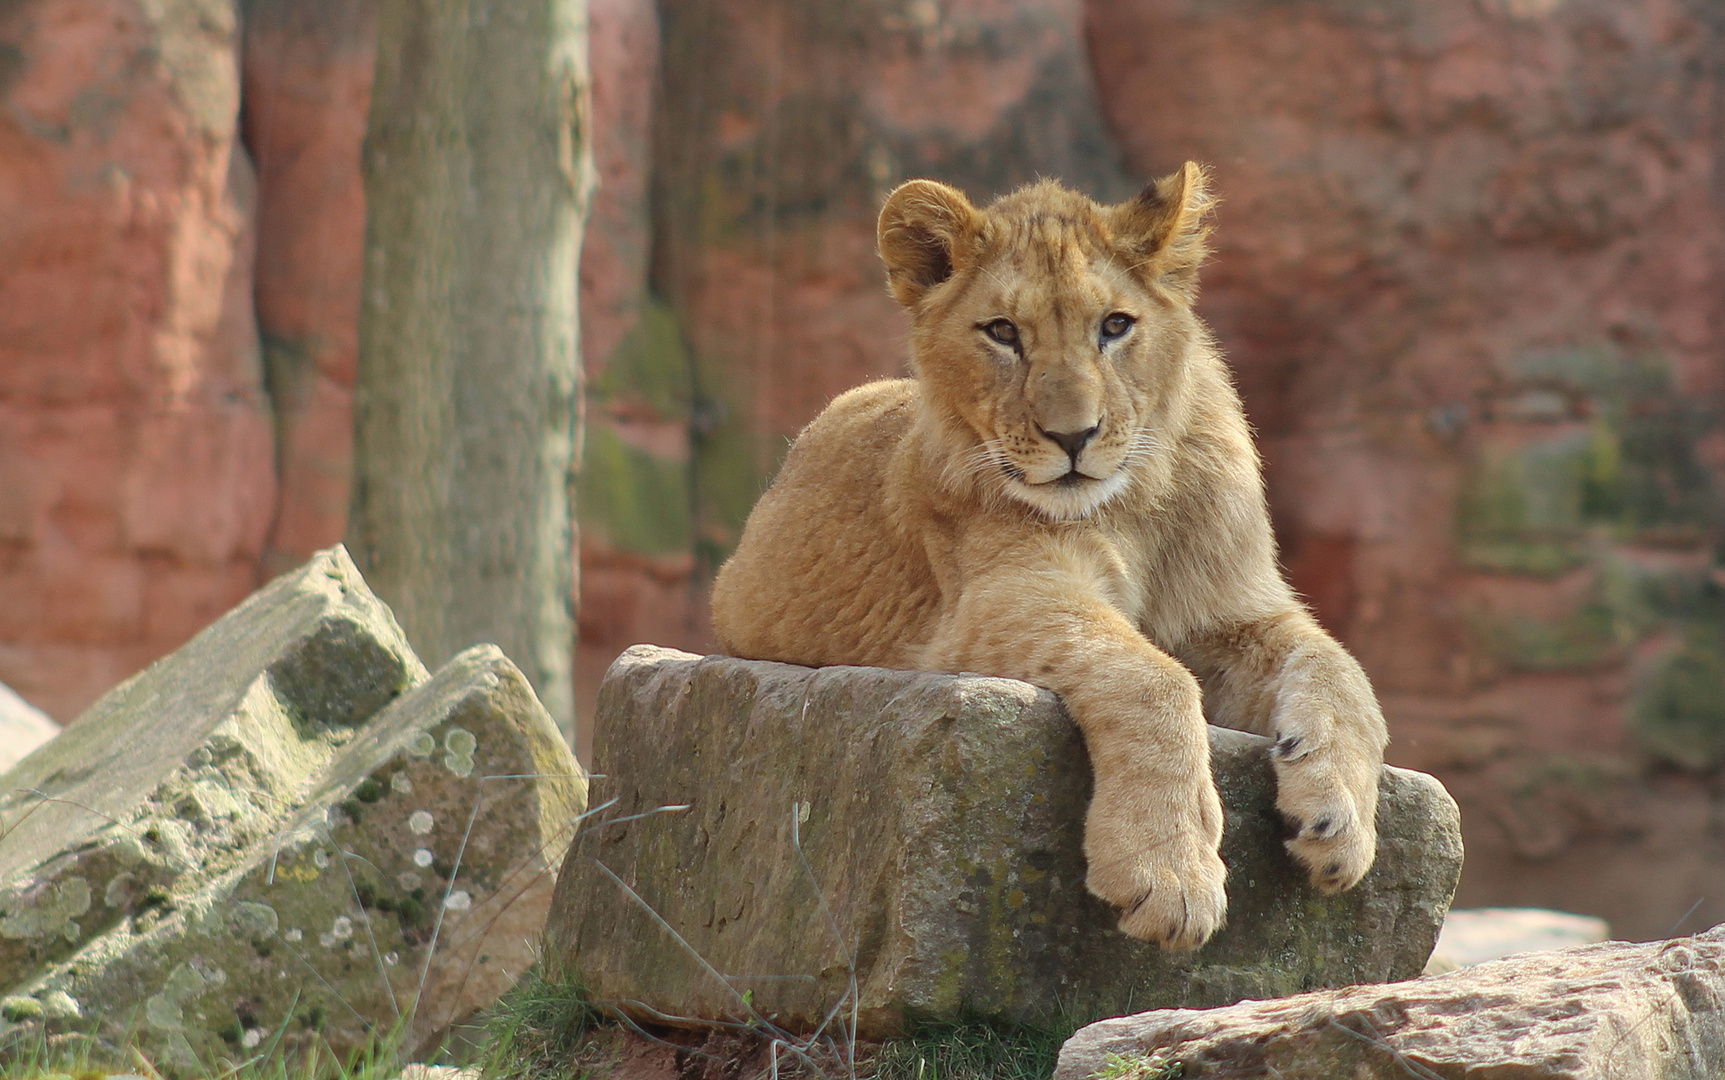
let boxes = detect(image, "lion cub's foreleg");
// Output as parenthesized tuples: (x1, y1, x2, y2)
(917, 568, 1229, 951)
(1182, 612, 1388, 894)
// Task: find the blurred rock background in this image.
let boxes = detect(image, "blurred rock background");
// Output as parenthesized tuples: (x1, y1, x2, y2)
(3, 0, 1724, 939)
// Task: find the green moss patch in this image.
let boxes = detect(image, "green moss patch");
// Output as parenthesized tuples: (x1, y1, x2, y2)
(579, 424, 692, 557)
(1634, 623, 1725, 770)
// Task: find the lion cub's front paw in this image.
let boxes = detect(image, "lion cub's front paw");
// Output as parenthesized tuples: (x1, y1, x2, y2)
(1084, 792, 1228, 950)
(1272, 727, 1379, 894)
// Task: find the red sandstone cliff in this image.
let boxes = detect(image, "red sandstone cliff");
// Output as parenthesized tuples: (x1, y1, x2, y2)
(0, 0, 274, 720)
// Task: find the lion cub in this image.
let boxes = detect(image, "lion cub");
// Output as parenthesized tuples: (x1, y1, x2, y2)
(711, 165, 1388, 950)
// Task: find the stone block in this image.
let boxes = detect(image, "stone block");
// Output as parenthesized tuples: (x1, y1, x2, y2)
(0, 546, 424, 988)
(0, 548, 586, 1073)
(545, 646, 1462, 1037)
(1056, 925, 1725, 1080)
(9, 647, 583, 1071)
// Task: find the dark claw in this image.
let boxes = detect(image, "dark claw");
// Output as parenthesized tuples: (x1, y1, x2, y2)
(1310, 816, 1334, 837)
(1274, 734, 1303, 760)
(1326, 861, 1342, 876)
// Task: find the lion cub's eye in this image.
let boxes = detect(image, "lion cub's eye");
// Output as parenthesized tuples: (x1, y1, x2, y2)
(981, 319, 1019, 347)
(1100, 313, 1135, 343)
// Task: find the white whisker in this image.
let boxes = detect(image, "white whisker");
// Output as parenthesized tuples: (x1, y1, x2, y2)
(941, 437, 1018, 493)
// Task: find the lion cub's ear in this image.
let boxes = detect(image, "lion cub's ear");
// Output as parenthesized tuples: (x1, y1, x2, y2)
(878, 179, 981, 309)
(1109, 161, 1216, 298)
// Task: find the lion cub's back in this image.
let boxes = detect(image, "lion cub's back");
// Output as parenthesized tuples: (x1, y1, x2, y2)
(712, 379, 936, 669)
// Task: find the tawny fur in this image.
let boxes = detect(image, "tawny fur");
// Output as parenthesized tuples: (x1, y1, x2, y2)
(711, 165, 1389, 951)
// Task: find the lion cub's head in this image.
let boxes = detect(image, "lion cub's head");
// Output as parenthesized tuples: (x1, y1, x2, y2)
(878, 164, 1215, 521)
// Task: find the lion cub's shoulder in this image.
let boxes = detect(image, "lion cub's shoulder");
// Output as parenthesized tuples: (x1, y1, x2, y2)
(775, 378, 918, 483)
(809, 377, 917, 434)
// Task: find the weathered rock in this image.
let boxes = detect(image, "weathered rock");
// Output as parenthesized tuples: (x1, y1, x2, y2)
(0, 545, 423, 986)
(10, 646, 583, 1071)
(0, 681, 58, 773)
(546, 646, 1462, 1037)
(1057, 924, 1725, 1080)
(0, 547, 586, 1072)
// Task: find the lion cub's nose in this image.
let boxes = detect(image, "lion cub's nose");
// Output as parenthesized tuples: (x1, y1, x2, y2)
(1040, 425, 1099, 466)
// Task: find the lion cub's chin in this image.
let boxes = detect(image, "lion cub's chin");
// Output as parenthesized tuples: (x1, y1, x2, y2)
(1006, 470, 1133, 521)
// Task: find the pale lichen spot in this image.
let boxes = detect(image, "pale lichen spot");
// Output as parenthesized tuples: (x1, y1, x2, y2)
(413, 848, 434, 868)
(284, 927, 303, 942)
(443, 890, 472, 911)
(397, 871, 423, 890)
(144, 993, 182, 1031)
(106, 834, 148, 866)
(242, 1028, 265, 1049)
(409, 810, 435, 835)
(146, 961, 226, 1031)
(0, 876, 91, 941)
(391, 773, 414, 794)
(442, 727, 477, 777)
(407, 732, 436, 757)
(385, 951, 400, 965)
(40, 991, 80, 1019)
(230, 901, 279, 941)
(105, 872, 137, 909)
(313, 849, 331, 868)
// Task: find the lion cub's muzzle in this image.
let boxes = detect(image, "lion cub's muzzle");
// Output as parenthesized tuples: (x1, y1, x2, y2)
(1040, 424, 1099, 473)
(1025, 421, 1109, 486)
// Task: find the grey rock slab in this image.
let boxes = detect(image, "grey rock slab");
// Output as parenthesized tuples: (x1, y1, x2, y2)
(1057, 924, 1725, 1080)
(0, 545, 426, 988)
(8, 645, 586, 1073)
(0, 682, 59, 774)
(545, 646, 1462, 1037)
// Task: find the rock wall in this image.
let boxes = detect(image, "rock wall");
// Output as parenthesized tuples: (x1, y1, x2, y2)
(0, 0, 276, 721)
(241, 0, 378, 579)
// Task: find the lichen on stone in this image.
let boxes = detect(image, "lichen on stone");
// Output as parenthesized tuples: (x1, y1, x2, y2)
(442, 727, 477, 777)
(0, 877, 91, 942)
